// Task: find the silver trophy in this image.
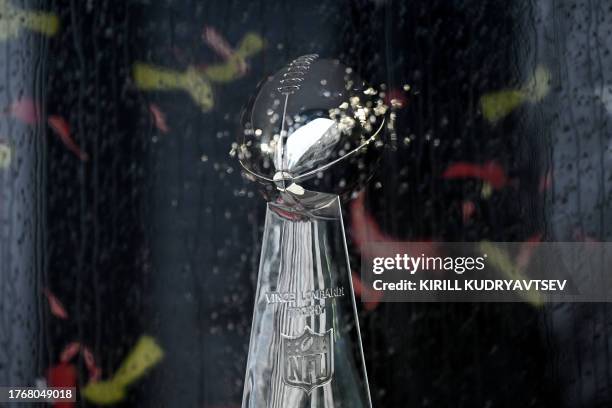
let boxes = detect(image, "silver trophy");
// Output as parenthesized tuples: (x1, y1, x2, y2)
(237, 55, 386, 408)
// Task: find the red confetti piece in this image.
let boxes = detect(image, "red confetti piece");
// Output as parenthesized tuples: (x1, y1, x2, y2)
(202, 26, 247, 75)
(516, 232, 543, 271)
(384, 89, 407, 109)
(83, 347, 95, 368)
(203, 26, 235, 61)
(351, 272, 382, 311)
(149, 104, 170, 134)
(8, 98, 42, 124)
(462, 200, 476, 223)
(60, 342, 80, 363)
(350, 193, 437, 256)
(83, 346, 101, 382)
(88, 366, 102, 383)
(59, 342, 101, 383)
(48, 116, 89, 161)
(47, 363, 77, 408)
(43, 288, 69, 320)
(442, 161, 508, 189)
(349, 193, 438, 309)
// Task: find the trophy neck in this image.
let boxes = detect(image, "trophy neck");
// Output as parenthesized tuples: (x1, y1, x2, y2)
(268, 192, 341, 221)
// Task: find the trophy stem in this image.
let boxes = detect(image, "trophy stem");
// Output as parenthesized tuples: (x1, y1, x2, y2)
(242, 195, 371, 408)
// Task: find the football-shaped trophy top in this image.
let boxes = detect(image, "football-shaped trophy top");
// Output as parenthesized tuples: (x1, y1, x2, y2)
(237, 55, 386, 198)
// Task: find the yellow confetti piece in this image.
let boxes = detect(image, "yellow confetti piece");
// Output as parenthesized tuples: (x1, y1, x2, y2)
(479, 241, 544, 306)
(133, 63, 214, 111)
(22, 11, 60, 37)
(133, 33, 263, 110)
(133, 63, 184, 90)
(113, 336, 164, 387)
(82, 380, 126, 406)
(523, 65, 551, 102)
(0, 143, 11, 168)
(480, 64, 551, 123)
(203, 56, 245, 83)
(480, 89, 526, 123)
(480, 181, 493, 199)
(204, 33, 265, 83)
(236, 33, 265, 58)
(183, 67, 214, 111)
(0, 0, 59, 40)
(82, 335, 163, 405)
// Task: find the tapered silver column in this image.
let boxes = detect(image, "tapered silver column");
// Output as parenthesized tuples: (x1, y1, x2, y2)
(242, 195, 370, 407)
(236, 55, 387, 408)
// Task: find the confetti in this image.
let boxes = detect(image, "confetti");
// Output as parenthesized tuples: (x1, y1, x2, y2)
(83, 347, 101, 382)
(480, 89, 525, 123)
(134, 32, 263, 111)
(479, 241, 543, 306)
(48, 116, 89, 161)
(59, 342, 80, 363)
(83, 335, 163, 405)
(149, 104, 170, 133)
(480, 65, 551, 123)
(349, 192, 438, 309)
(183, 67, 215, 110)
(235, 33, 265, 59)
(442, 161, 508, 189)
(0, 0, 59, 40)
(462, 200, 476, 223)
(203, 32, 264, 83)
(8, 98, 42, 124)
(43, 288, 69, 319)
(384, 88, 408, 109)
(47, 363, 77, 408)
(0, 142, 11, 168)
(516, 233, 543, 271)
(351, 271, 382, 311)
(481, 182, 493, 199)
(523, 65, 551, 103)
(113, 336, 164, 386)
(82, 380, 126, 405)
(58, 341, 101, 383)
(203, 26, 236, 61)
(133, 63, 214, 111)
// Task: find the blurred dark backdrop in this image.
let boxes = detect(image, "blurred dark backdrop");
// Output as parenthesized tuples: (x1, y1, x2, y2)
(1, 0, 611, 407)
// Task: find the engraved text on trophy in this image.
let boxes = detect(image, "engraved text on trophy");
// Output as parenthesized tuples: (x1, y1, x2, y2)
(264, 286, 345, 316)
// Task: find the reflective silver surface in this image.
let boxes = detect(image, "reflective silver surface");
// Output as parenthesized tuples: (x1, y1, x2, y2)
(237, 55, 386, 196)
(241, 198, 371, 408)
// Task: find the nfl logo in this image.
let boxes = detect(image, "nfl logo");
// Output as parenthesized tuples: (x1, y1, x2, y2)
(281, 327, 334, 393)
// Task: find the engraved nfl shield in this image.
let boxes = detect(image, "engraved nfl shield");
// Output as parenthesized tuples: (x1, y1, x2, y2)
(281, 327, 334, 394)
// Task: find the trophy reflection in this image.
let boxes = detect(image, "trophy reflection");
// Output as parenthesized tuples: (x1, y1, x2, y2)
(237, 55, 386, 408)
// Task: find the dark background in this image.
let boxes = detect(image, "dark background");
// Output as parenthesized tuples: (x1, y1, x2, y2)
(1, 0, 612, 406)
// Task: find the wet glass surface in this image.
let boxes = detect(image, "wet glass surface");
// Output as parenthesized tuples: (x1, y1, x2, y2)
(0, 0, 611, 406)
